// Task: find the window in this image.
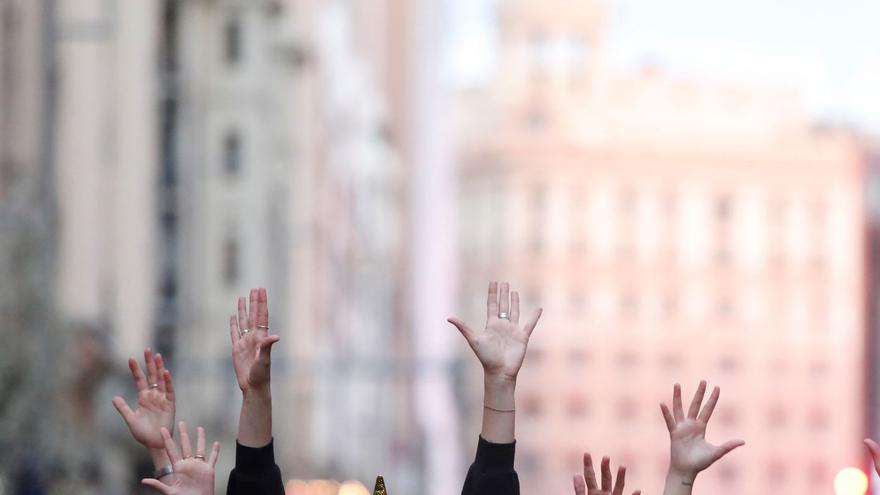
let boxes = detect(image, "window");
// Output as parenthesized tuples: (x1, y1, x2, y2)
(715, 194, 733, 265)
(566, 396, 589, 418)
(615, 398, 638, 421)
(767, 405, 788, 429)
(808, 407, 829, 430)
(522, 395, 543, 417)
(569, 288, 586, 316)
(222, 236, 239, 286)
(223, 131, 242, 175)
(224, 16, 243, 65)
(528, 185, 546, 254)
(766, 459, 788, 486)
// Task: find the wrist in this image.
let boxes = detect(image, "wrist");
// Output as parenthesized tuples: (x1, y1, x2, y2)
(666, 468, 698, 486)
(483, 373, 517, 391)
(243, 385, 272, 401)
(149, 447, 172, 470)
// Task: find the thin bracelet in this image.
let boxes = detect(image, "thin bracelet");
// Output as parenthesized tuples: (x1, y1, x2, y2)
(484, 404, 516, 413)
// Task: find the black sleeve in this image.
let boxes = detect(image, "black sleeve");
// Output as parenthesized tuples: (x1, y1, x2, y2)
(226, 439, 285, 495)
(461, 436, 519, 495)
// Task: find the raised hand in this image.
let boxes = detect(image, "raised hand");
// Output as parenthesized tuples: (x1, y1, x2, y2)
(141, 422, 220, 495)
(865, 439, 880, 476)
(112, 348, 176, 450)
(229, 288, 280, 393)
(661, 381, 744, 490)
(573, 454, 641, 495)
(448, 281, 542, 382)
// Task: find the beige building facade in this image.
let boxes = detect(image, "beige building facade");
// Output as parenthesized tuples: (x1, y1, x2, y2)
(457, 1, 867, 494)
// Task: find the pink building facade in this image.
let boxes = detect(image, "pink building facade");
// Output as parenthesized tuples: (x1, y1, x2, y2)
(456, 1, 868, 493)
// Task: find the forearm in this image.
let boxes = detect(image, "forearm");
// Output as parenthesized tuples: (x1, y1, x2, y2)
(481, 375, 516, 444)
(238, 387, 273, 448)
(663, 470, 695, 495)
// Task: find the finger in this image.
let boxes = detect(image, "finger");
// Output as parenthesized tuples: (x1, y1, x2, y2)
(487, 281, 499, 321)
(128, 357, 148, 391)
(161, 427, 182, 464)
(499, 282, 510, 317)
(178, 421, 193, 458)
(163, 370, 175, 403)
(522, 308, 543, 338)
(209, 441, 221, 467)
(257, 287, 269, 333)
(196, 426, 206, 457)
(154, 354, 167, 394)
(112, 396, 136, 424)
(510, 291, 520, 325)
(613, 466, 626, 495)
(237, 297, 249, 332)
(687, 380, 707, 419)
(698, 386, 721, 423)
(141, 479, 171, 494)
(230, 315, 240, 345)
(672, 383, 684, 422)
(144, 348, 158, 387)
(573, 474, 586, 495)
(865, 439, 880, 468)
(712, 440, 745, 463)
(660, 403, 676, 432)
(633, 491, 642, 495)
(447, 318, 476, 342)
(583, 453, 598, 490)
(601, 456, 612, 492)
(248, 288, 258, 332)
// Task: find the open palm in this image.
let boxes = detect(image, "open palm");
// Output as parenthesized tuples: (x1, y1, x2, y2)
(448, 281, 542, 381)
(113, 349, 175, 450)
(661, 381, 744, 476)
(229, 288, 280, 392)
(142, 423, 220, 495)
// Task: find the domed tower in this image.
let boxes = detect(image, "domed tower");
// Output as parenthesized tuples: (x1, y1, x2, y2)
(494, 0, 605, 103)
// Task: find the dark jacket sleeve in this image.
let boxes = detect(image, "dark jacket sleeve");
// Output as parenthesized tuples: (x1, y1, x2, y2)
(461, 436, 519, 495)
(226, 439, 285, 495)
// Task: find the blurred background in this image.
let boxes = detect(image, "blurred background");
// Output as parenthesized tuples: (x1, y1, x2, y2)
(1, 0, 879, 494)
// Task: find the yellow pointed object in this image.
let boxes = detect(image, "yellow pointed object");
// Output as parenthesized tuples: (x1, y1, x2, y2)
(373, 475, 387, 495)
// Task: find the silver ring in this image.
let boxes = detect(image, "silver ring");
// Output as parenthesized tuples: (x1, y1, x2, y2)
(149, 383, 159, 389)
(498, 312, 509, 320)
(193, 454, 206, 461)
(240, 328, 251, 336)
(256, 324, 269, 330)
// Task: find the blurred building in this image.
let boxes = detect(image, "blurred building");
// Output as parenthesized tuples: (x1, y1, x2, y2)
(170, 0, 420, 491)
(456, 0, 867, 494)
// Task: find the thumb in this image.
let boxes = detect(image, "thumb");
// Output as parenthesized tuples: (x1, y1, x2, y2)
(141, 478, 171, 494)
(112, 396, 135, 424)
(865, 439, 880, 470)
(712, 439, 745, 462)
(447, 318, 475, 342)
(256, 335, 280, 364)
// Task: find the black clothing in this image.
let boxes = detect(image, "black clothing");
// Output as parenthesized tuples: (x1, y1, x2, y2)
(226, 439, 285, 495)
(461, 436, 519, 495)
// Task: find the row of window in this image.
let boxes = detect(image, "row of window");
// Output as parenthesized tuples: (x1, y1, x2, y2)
(516, 395, 832, 430)
(515, 186, 836, 264)
(470, 288, 837, 329)
(523, 349, 832, 376)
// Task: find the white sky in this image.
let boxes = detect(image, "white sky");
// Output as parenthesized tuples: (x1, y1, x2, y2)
(446, 0, 880, 131)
